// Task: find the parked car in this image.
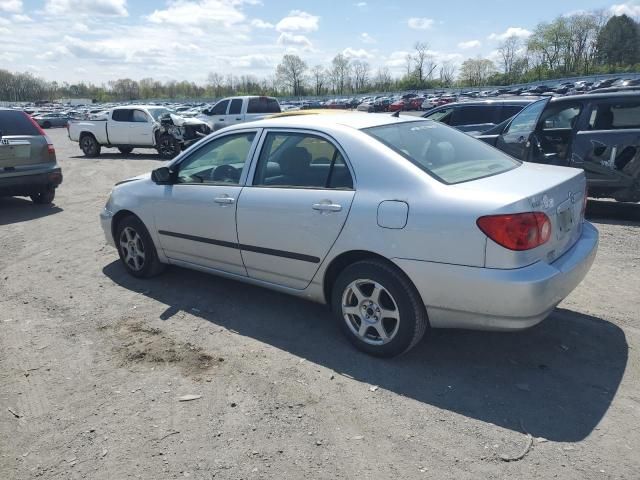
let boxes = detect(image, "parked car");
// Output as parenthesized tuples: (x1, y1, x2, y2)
(373, 97, 391, 112)
(388, 99, 406, 112)
(422, 99, 537, 134)
(33, 112, 70, 129)
(476, 91, 640, 202)
(100, 112, 598, 357)
(199, 96, 281, 131)
(68, 106, 211, 159)
(0, 108, 62, 204)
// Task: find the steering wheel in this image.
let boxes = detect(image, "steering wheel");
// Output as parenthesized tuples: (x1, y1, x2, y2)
(212, 164, 240, 183)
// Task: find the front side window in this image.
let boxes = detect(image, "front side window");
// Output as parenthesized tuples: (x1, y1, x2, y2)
(211, 100, 229, 115)
(176, 132, 255, 185)
(541, 105, 581, 129)
(253, 132, 353, 189)
(588, 101, 640, 130)
(132, 110, 149, 123)
(365, 120, 519, 185)
(505, 99, 547, 134)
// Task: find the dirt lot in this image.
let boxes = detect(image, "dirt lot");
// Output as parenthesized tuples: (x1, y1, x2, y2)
(1, 127, 639, 480)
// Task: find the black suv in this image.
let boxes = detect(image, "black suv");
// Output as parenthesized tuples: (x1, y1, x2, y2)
(477, 92, 640, 202)
(422, 98, 536, 134)
(0, 109, 62, 204)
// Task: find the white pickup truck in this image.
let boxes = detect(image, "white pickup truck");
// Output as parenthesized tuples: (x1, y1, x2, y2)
(68, 105, 211, 159)
(198, 96, 281, 130)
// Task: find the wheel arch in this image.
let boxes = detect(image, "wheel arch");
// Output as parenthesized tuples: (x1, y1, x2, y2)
(110, 209, 139, 243)
(79, 131, 96, 141)
(322, 250, 407, 304)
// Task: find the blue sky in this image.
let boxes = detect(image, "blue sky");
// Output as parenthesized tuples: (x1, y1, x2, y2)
(1, 0, 639, 84)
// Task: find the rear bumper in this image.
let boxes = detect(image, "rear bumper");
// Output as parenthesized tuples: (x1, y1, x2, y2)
(0, 166, 62, 197)
(393, 222, 599, 331)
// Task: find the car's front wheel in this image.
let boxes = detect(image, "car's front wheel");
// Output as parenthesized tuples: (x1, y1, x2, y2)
(332, 259, 428, 357)
(157, 134, 181, 160)
(115, 215, 165, 278)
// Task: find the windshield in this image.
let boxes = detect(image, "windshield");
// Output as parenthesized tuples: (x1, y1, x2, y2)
(365, 120, 520, 184)
(147, 108, 173, 121)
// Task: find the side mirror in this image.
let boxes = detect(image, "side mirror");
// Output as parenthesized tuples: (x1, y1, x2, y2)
(151, 166, 173, 184)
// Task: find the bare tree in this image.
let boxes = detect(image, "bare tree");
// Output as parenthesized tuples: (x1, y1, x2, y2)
(459, 58, 496, 86)
(374, 67, 392, 91)
(404, 53, 413, 78)
(331, 54, 351, 95)
(439, 62, 456, 87)
(351, 60, 370, 92)
(413, 42, 437, 84)
(276, 54, 307, 96)
(311, 65, 325, 96)
(498, 35, 520, 82)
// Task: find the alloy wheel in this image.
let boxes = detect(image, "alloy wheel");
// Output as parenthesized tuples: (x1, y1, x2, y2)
(119, 227, 146, 271)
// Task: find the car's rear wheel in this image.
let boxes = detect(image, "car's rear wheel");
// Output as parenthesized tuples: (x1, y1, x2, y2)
(157, 134, 181, 160)
(80, 134, 101, 157)
(115, 215, 165, 278)
(118, 147, 133, 155)
(332, 259, 428, 357)
(43, 121, 51, 129)
(30, 187, 56, 205)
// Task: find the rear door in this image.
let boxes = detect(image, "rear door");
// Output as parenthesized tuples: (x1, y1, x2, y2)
(225, 98, 245, 127)
(236, 130, 355, 289)
(572, 97, 640, 191)
(108, 109, 132, 144)
(0, 110, 50, 170)
(495, 98, 550, 160)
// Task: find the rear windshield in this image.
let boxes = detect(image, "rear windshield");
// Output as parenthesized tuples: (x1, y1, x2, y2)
(365, 120, 520, 184)
(247, 97, 281, 114)
(0, 110, 41, 136)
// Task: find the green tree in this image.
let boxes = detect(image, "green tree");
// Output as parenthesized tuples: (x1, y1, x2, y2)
(596, 14, 640, 66)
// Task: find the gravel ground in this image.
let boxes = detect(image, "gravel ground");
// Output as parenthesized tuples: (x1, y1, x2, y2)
(1, 127, 638, 480)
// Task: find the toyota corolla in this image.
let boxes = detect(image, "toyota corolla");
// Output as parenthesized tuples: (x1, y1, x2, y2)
(101, 112, 598, 357)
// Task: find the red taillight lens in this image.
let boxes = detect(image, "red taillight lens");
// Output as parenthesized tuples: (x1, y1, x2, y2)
(477, 212, 552, 251)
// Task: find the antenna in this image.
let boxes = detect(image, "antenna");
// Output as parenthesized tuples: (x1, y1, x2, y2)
(391, 110, 400, 118)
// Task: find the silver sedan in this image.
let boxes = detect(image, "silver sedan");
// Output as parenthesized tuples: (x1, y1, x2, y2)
(100, 112, 598, 357)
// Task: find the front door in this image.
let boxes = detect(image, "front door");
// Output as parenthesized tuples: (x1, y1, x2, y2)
(129, 109, 154, 146)
(236, 130, 356, 289)
(153, 130, 259, 275)
(495, 98, 549, 160)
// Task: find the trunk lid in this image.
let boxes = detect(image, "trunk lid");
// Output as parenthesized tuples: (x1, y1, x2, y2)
(454, 162, 586, 268)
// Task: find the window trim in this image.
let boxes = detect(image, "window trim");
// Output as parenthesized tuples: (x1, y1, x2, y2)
(131, 109, 151, 123)
(246, 128, 356, 191)
(170, 128, 262, 187)
(111, 109, 132, 122)
(228, 98, 243, 115)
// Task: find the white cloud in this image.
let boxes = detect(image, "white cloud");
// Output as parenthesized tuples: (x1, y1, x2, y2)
(385, 50, 411, 67)
(0, 0, 22, 13)
(610, 1, 640, 17)
(355, 2, 367, 7)
(276, 10, 319, 33)
(342, 47, 373, 59)
(148, 0, 250, 27)
(251, 18, 274, 28)
(458, 40, 481, 49)
(360, 32, 376, 44)
(277, 32, 312, 49)
(407, 17, 434, 30)
(45, 0, 128, 17)
(488, 27, 532, 41)
(12, 14, 32, 23)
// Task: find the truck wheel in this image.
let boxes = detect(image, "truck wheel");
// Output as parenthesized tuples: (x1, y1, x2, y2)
(80, 134, 101, 157)
(157, 134, 181, 160)
(118, 147, 133, 155)
(31, 187, 56, 205)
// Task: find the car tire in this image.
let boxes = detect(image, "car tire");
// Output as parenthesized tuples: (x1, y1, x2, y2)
(43, 121, 51, 129)
(118, 147, 134, 155)
(80, 134, 101, 157)
(115, 215, 165, 278)
(331, 259, 428, 357)
(157, 134, 181, 160)
(30, 187, 56, 205)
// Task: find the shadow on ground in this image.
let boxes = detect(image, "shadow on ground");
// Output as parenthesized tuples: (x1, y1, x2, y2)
(71, 150, 162, 161)
(0, 197, 63, 226)
(586, 199, 640, 224)
(104, 261, 627, 443)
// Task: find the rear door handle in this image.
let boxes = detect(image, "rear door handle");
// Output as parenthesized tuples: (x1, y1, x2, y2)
(214, 196, 235, 205)
(312, 202, 342, 212)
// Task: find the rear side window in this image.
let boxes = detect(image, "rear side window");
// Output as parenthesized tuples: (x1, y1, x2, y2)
(451, 106, 497, 126)
(499, 105, 524, 122)
(365, 120, 519, 185)
(0, 110, 40, 136)
(588, 101, 640, 130)
(253, 132, 352, 189)
(247, 97, 281, 114)
(229, 99, 243, 115)
(112, 109, 132, 122)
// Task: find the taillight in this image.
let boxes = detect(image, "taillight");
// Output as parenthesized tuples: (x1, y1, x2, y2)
(477, 212, 552, 251)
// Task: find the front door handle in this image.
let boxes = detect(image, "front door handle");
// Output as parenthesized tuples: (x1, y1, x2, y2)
(312, 202, 342, 212)
(214, 196, 235, 205)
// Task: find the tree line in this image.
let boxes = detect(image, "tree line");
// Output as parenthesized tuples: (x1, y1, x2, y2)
(0, 11, 638, 102)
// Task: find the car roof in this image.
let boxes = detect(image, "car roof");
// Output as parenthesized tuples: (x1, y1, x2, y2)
(238, 111, 424, 131)
(430, 98, 537, 108)
(551, 91, 640, 103)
